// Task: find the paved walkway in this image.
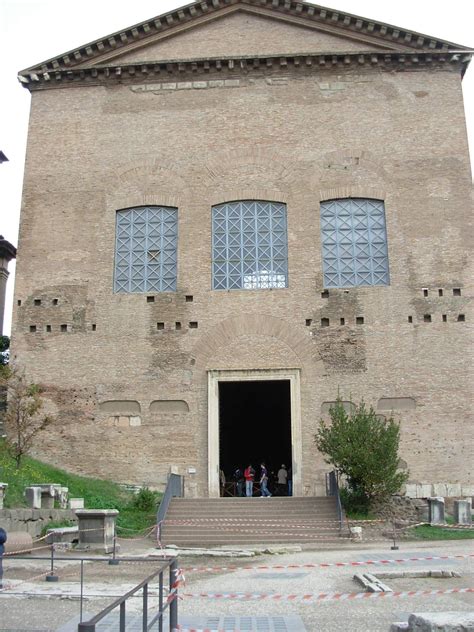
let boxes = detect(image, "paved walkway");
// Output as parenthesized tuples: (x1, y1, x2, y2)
(0, 539, 472, 631)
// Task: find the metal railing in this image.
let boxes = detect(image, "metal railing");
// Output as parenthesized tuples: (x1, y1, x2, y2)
(156, 473, 183, 543)
(78, 557, 178, 632)
(326, 470, 344, 533)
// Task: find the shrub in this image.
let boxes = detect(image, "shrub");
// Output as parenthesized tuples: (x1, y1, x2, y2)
(315, 397, 409, 513)
(130, 487, 159, 512)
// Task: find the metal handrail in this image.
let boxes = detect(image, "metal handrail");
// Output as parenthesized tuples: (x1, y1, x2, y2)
(156, 473, 183, 543)
(78, 557, 178, 632)
(326, 470, 344, 533)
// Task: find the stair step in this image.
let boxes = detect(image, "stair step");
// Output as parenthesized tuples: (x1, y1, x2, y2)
(161, 496, 345, 546)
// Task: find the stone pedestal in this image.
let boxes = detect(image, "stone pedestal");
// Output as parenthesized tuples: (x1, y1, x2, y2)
(349, 526, 362, 541)
(25, 486, 42, 509)
(0, 483, 8, 509)
(75, 509, 119, 553)
(69, 498, 85, 510)
(453, 499, 472, 525)
(58, 487, 69, 509)
(428, 497, 445, 524)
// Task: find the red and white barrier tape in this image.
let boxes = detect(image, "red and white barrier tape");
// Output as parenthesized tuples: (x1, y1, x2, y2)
(163, 517, 386, 525)
(182, 587, 474, 603)
(182, 552, 474, 573)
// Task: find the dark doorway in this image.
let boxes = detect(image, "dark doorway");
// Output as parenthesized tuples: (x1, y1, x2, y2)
(218, 380, 291, 492)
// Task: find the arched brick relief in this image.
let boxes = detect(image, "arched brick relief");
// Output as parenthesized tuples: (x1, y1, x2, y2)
(318, 186, 387, 203)
(209, 189, 288, 207)
(378, 397, 416, 411)
(200, 147, 306, 193)
(106, 160, 186, 210)
(149, 399, 190, 413)
(321, 400, 355, 415)
(99, 400, 141, 414)
(191, 313, 316, 370)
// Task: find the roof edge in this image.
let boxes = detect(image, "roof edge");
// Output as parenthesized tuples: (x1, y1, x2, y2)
(19, 0, 473, 75)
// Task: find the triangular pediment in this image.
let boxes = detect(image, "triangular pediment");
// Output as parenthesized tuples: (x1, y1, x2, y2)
(103, 8, 388, 66)
(21, 0, 470, 77)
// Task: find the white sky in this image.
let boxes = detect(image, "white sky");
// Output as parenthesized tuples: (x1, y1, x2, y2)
(1, 0, 473, 335)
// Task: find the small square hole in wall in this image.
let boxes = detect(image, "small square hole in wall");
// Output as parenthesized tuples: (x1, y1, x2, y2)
(321, 318, 329, 327)
(185, 295, 194, 302)
(175, 322, 182, 330)
(340, 317, 345, 325)
(29, 325, 37, 333)
(92, 324, 96, 331)
(438, 289, 443, 297)
(305, 319, 312, 326)
(408, 316, 413, 323)
(423, 289, 428, 297)
(17, 299, 21, 306)
(189, 321, 198, 329)
(457, 314, 465, 322)
(46, 325, 52, 332)
(34, 299, 41, 306)
(356, 316, 364, 325)
(157, 322, 165, 330)
(52, 298, 59, 305)
(147, 296, 155, 303)
(423, 314, 431, 323)
(60, 324, 68, 332)
(442, 314, 447, 322)
(321, 290, 329, 299)
(453, 288, 461, 296)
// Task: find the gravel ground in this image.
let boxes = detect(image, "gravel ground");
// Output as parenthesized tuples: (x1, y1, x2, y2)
(0, 538, 472, 631)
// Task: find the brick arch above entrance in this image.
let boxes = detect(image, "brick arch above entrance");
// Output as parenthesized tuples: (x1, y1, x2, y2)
(191, 313, 315, 369)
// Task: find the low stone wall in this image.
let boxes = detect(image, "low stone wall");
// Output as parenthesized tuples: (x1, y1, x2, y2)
(0, 508, 77, 537)
(374, 496, 429, 524)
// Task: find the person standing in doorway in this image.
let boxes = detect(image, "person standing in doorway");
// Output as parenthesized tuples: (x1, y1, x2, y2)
(287, 466, 292, 496)
(244, 463, 255, 497)
(277, 464, 288, 496)
(233, 466, 245, 497)
(260, 462, 272, 497)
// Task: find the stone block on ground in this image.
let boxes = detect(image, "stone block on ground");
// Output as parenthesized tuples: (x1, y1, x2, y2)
(428, 497, 445, 524)
(69, 498, 85, 510)
(24, 486, 42, 509)
(75, 509, 119, 553)
(407, 611, 474, 631)
(0, 483, 7, 509)
(453, 499, 472, 525)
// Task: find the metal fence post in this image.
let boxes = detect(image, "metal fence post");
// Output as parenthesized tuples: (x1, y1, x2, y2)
(80, 559, 84, 623)
(142, 582, 148, 631)
(169, 559, 178, 631)
(159, 569, 164, 632)
(46, 543, 59, 582)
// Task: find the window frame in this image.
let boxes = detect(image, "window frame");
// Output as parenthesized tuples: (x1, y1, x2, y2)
(113, 205, 178, 293)
(211, 200, 289, 291)
(320, 197, 390, 289)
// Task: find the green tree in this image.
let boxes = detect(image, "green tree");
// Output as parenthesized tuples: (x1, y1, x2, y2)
(0, 366, 52, 468)
(315, 397, 409, 513)
(0, 336, 9, 366)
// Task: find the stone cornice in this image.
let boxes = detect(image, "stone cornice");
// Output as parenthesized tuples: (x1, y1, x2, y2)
(19, 0, 472, 80)
(0, 236, 17, 261)
(19, 50, 472, 91)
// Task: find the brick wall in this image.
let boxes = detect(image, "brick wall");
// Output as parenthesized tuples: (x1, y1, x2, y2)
(11, 17, 473, 495)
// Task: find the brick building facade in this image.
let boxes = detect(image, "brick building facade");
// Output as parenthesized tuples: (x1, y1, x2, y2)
(13, 0, 473, 497)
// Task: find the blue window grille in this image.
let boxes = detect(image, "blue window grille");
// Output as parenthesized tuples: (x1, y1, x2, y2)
(114, 206, 178, 293)
(320, 198, 390, 288)
(212, 201, 288, 290)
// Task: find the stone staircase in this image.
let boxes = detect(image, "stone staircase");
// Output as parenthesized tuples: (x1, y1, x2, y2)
(160, 497, 347, 546)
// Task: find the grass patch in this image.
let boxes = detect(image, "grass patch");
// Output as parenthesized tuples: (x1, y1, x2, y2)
(0, 439, 161, 535)
(411, 524, 474, 540)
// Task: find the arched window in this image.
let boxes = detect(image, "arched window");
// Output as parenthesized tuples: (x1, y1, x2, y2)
(320, 198, 390, 288)
(212, 200, 288, 290)
(114, 206, 178, 292)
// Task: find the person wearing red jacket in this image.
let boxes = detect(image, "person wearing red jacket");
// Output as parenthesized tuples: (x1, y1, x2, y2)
(244, 464, 255, 497)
